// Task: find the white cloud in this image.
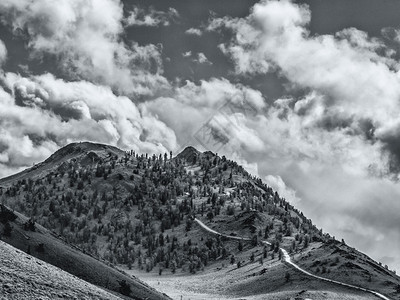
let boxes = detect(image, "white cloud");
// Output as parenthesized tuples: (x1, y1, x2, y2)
(124, 6, 179, 27)
(0, 40, 7, 65)
(382, 27, 400, 45)
(206, 0, 400, 176)
(182, 51, 213, 65)
(209, 0, 400, 130)
(194, 53, 212, 65)
(182, 51, 192, 58)
(143, 78, 266, 151)
(264, 175, 300, 204)
(0, 0, 169, 97)
(206, 0, 400, 272)
(185, 28, 202, 36)
(0, 72, 177, 177)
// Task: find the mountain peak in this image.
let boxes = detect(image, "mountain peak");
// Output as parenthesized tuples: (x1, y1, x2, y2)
(179, 146, 200, 154)
(177, 146, 201, 163)
(0, 142, 125, 186)
(44, 142, 124, 164)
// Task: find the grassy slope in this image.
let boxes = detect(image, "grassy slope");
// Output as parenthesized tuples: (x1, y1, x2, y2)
(0, 240, 121, 300)
(293, 240, 400, 299)
(0, 209, 171, 300)
(123, 225, 378, 300)
(195, 213, 400, 299)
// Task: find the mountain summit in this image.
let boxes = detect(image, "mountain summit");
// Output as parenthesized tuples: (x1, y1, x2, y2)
(0, 142, 399, 299)
(176, 146, 200, 163)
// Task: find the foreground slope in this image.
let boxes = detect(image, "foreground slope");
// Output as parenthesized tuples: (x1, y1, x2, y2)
(0, 142, 399, 299)
(0, 240, 121, 300)
(0, 205, 170, 300)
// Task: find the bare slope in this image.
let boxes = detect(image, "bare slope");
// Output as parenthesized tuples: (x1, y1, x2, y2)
(0, 240, 121, 300)
(193, 217, 392, 300)
(0, 205, 170, 300)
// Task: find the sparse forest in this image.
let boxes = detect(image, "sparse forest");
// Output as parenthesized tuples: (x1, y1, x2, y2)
(0, 143, 325, 275)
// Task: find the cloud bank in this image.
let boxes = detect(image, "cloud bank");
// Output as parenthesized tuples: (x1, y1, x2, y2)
(0, 71, 177, 177)
(0, 0, 169, 97)
(206, 0, 400, 272)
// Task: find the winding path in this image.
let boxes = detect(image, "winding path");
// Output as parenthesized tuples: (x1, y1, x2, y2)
(194, 218, 392, 300)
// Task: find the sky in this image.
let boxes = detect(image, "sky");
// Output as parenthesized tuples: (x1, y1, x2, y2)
(0, 0, 400, 273)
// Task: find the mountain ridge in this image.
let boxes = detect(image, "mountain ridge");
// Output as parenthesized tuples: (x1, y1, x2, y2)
(0, 141, 399, 299)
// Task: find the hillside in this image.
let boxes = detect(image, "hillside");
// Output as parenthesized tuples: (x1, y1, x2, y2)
(0, 203, 170, 300)
(0, 239, 122, 299)
(1, 141, 399, 299)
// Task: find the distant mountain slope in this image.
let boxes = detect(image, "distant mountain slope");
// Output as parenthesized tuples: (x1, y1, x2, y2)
(0, 141, 399, 299)
(0, 142, 125, 186)
(0, 240, 121, 300)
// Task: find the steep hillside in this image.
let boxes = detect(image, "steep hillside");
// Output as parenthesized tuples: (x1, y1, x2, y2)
(0, 240, 121, 299)
(1, 142, 399, 299)
(0, 204, 170, 300)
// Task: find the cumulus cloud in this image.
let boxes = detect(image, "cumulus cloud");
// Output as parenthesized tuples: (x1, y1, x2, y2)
(124, 6, 179, 27)
(182, 51, 192, 58)
(0, 0, 169, 97)
(206, 0, 400, 272)
(381, 27, 400, 46)
(181, 51, 213, 65)
(0, 40, 6, 65)
(209, 0, 400, 166)
(194, 53, 212, 65)
(206, 0, 400, 176)
(0, 71, 177, 178)
(143, 78, 266, 153)
(185, 28, 202, 36)
(264, 175, 300, 204)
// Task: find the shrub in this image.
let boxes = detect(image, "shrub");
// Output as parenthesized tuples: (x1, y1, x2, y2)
(3, 222, 12, 237)
(36, 243, 45, 253)
(226, 205, 235, 215)
(24, 218, 36, 231)
(118, 280, 131, 296)
(0, 205, 17, 224)
(285, 271, 290, 282)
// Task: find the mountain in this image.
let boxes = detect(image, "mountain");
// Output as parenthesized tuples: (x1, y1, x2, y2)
(0, 142, 125, 186)
(0, 141, 399, 300)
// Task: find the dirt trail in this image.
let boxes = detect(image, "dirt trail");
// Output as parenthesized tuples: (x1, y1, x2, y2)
(194, 218, 392, 300)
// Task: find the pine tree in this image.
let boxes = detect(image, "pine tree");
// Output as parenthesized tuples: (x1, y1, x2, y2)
(238, 241, 243, 251)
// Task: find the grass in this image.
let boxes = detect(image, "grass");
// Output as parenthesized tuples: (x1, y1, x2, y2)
(0, 240, 121, 299)
(123, 255, 380, 300)
(0, 208, 171, 300)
